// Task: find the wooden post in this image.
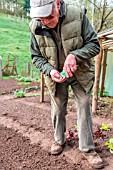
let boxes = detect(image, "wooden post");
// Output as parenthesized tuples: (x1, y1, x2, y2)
(0, 56, 2, 80)
(100, 49, 108, 97)
(92, 39, 103, 114)
(40, 72, 44, 102)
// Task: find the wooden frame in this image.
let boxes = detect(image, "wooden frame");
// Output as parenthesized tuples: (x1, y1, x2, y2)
(92, 28, 113, 113)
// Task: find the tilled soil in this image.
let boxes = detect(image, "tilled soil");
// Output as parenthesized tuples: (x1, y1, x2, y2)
(0, 78, 113, 170)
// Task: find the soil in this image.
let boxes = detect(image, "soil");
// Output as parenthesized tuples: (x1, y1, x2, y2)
(0, 78, 113, 170)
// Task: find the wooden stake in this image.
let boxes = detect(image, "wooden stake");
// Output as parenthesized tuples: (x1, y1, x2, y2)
(100, 49, 108, 96)
(40, 72, 44, 102)
(92, 39, 103, 114)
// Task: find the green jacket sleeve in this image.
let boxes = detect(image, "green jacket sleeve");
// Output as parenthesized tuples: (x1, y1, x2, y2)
(30, 33, 54, 76)
(70, 14, 100, 63)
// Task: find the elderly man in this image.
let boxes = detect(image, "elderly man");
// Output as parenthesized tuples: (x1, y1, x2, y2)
(29, 0, 104, 169)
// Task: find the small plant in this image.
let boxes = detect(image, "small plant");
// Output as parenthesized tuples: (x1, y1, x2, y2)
(74, 124, 78, 130)
(93, 127, 106, 140)
(24, 77, 32, 82)
(17, 82, 30, 86)
(28, 93, 40, 97)
(100, 123, 112, 131)
(66, 129, 78, 144)
(17, 75, 21, 79)
(103, 91, 109, 97)
(66, 125, 78, 144)
(91, 89, 109, 97)
(35, 85, 39, 90)
(13, 89, 26, 98)
(105, 138, 113, 154)
(16, 76, 36, 83)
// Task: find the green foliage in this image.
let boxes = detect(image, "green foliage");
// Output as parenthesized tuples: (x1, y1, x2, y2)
(0, 15, 39, 77)
(103, 91, 109, 97)
(27, 93, 40, 97)
(35, 86, 39, 90)
(105, 138, 113, 154)
(17, 82, 30, 86)
(100, 123, 112, 131)
(0, 15, 30, 69)
(0, 0, 28, 17)
(3, 75, 16, 80)
(13, 89, 26, 98)
(91, 89, 109, 97)
(16, 75, 37, 82)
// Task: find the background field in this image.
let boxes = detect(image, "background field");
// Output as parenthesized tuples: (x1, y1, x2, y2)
(0, 14, 39, 77)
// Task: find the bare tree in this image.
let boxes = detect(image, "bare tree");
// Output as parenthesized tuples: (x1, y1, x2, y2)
(83, 0, 113, 32)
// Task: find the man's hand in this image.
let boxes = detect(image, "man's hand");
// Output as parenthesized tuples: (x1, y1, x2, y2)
(63, 54, 77, 78)
(50, 69, 66, 83)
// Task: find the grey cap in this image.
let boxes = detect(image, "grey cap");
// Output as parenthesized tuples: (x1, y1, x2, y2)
(30, 0, 56, 18)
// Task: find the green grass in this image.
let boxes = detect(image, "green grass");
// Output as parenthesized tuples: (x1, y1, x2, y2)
(0, 15, 39, 77)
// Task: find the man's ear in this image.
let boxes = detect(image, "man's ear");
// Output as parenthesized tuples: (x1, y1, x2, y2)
(57, 0, 60, 10)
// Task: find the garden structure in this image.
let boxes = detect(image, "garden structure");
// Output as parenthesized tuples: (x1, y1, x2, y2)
(92, 28, 113, 113)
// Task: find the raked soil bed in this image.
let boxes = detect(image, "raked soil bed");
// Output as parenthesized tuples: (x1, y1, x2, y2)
(0, 78, 113, 170)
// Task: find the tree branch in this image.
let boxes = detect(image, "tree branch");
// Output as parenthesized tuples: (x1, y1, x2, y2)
(87, 0, 100, 10)
(104, 8, 113, 20)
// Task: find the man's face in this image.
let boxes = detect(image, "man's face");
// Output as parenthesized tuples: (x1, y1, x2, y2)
(38, 3, 60, 28)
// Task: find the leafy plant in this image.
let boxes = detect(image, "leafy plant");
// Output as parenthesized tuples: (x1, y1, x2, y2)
(17, 82, 30, 86)
(35, 86, 39, 90)
(66, 129, 78, 144)
(17, 75, 21, 79)
(17, 76, 37, 83)
(103, 91, 109, 97)
(91, 89, 109, 97)
(28, 93, 40, 97)
(93, 127, 106, 140)
(13, 89, 26, 98)
(66, 125, 78, 144)
(105, 138, 113, 154)
(24, 77, 32, 82)
(74, 124, 78, 130)
(100, 123, 112, 131)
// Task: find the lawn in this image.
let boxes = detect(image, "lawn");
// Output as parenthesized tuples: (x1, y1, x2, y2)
(0, 14, 39, 77)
